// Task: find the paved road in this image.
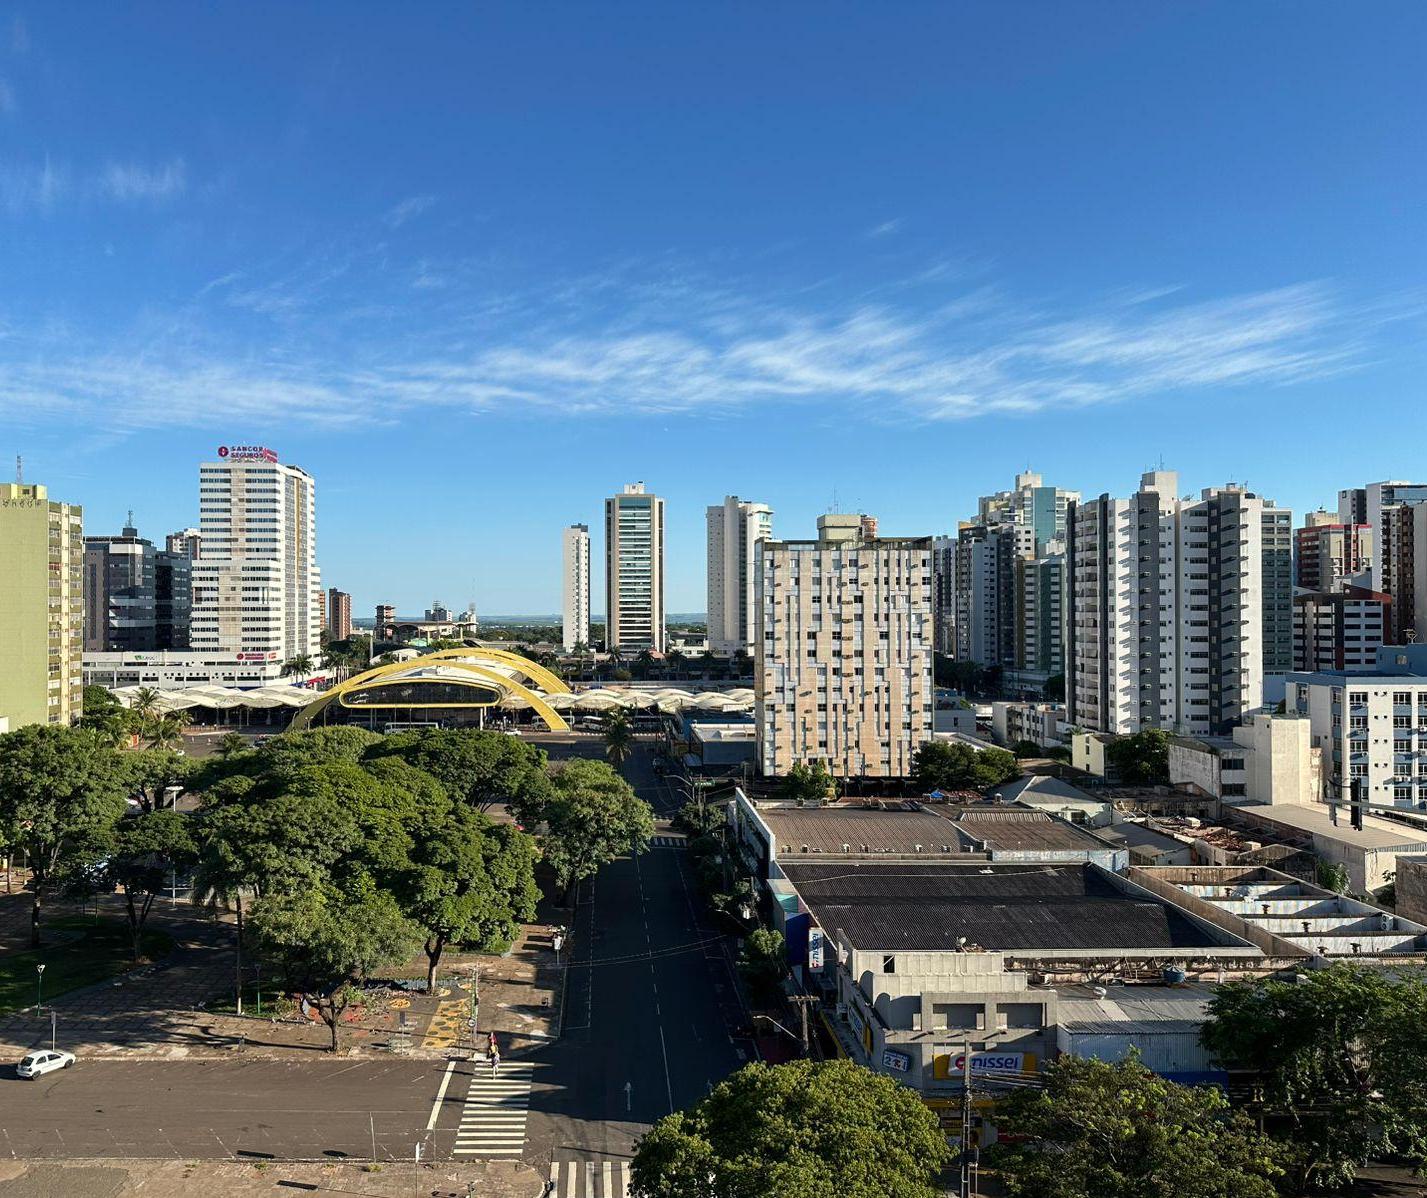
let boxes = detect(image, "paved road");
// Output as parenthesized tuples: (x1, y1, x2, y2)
(0, 1058, 450, 1161)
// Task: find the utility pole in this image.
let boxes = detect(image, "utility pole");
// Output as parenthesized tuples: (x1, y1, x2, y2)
(960, 1043, 975, 1198)
(788, 994, 818, 1058)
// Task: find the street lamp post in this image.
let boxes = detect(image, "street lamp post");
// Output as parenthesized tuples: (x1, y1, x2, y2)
(35, 962, 45, 1012)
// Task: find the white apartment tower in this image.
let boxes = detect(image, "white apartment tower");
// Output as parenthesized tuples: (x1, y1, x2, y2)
(190, 447, 321, 675)
(707, 495, 773, 655)
(754, 514, 934, 778)
(562, 524, 591, 652)
(605, 483, 665, 654)
(1067, 471, 1292, 737)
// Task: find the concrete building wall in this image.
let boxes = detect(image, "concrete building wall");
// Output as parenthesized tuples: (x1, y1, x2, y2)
(0, 483, 84, 727)
(605, 484, 665, 653)
(755, 521, 933, 778)
(1395, 856, 1427, 926)
(707, 496, 772, 654)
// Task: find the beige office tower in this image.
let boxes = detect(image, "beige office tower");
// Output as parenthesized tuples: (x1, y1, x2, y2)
(605, 483, 665, 653)
(707, 495, 773, 655)
(0, 483, 84, 727)
(190, 449, 321, 676)
(755, 514, 934, 778)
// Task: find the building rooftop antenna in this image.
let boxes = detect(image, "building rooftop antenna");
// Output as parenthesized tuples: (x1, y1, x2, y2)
(15, 455, 22, 485)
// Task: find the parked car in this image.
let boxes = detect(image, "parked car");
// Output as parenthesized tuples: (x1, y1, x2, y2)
(16, 1050, 75, 1079)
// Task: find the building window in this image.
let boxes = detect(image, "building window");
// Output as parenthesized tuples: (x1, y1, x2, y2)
(881, 955, 896, 974)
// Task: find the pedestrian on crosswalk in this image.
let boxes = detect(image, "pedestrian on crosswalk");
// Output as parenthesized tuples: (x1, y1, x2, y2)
(488, 1045, 501, 1077)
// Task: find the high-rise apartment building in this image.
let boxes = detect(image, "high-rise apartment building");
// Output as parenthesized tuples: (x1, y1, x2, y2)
(166, 527, 202, 559)
(931, 536, 957, 655)
(328, 588, 352, 641)
(0, 482, 84, 727)
(84, 517, 192, 653)
(1339, 481, 1427, 591)
(1066, 471, 1292, 736)
(605, 483, 665, 653)
(1295, 512, 1373, 591)
(562, 524, 591, 652)
(1382, 502, 1427, 645)
(754, 514, 934, 778)
(707, 496, 773, 655)
(1294, 586, 1390, 673)
(953, 471, 1078, 690)
(190, 447, 320, 676)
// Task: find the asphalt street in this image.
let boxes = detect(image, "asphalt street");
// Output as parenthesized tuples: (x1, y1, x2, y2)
(0, 1058, 448, 1161)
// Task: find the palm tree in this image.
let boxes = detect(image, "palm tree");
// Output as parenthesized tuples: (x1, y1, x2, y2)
(216, 731, 248, 759)
(147, 712, 187, 752)
(698, 650, 717, 681)
(131, 686, 162, 724)
(602, 710, 634, 767)
(282, 654, 315, 679)
(665, 650, 687, 679)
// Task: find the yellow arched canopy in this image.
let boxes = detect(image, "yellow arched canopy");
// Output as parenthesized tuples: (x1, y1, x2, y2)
(291, 648, 571, 732)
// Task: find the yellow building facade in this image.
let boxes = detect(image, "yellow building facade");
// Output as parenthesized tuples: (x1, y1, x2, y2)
(0, 483, 84, 727)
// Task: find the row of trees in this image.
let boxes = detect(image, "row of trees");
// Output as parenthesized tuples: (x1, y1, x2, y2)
(0, 721, 654, 1049)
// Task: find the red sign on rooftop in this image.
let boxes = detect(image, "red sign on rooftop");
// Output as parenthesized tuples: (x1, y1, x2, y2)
(217, 445, 279, 463)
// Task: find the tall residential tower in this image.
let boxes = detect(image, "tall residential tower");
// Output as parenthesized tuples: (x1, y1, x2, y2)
(605, 484, 665, 653)
(707, 495, 773, 655)
(562, 524, 591, 651)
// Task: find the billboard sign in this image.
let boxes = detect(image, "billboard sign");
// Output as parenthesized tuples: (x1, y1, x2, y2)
(881, 1049, 911, 1073)
(217, 445, 279, 463)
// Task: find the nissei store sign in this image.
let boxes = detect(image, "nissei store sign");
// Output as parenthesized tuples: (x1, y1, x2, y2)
(954, 1052, 1029, 1075)
(217, 445, 279, 463)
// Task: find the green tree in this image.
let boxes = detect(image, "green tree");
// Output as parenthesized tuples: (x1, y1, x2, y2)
(80, 685, 134, 747)
(1201, 965, 1427, 1192)
(631, 1059, 951, 1198)
(121, 748, 194, 812)
(247, 878, 419, 1052)
(912, 742, 1021, 791)
(0, 725, 129, 947)
(281, 654, 315, 678)
(737, 927, 787, 1004)
(145, 712, 187, 752)
(216, 731, 248, 759)
(256, 726, 383, 772)
(602, 709, 635, 766)
(403, 806, 539, 991)
(1316, 859, 1350, 894)
(366, 728, 550, 813)
(1011, 739, 1045, 759)
(780, 761, 834, 804)
(513, 758, 654, 902)
(105, 809, 198, 961)
(989, 1054, 1282, 1198)
(1042, 672, 1066, 702)
(1104, 728, 1171, 785)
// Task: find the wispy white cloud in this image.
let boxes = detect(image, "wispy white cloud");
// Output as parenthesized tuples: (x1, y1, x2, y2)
(0, 156, 66, 216)
(99, 158, 186, 202)
(0, 265, 1400, 436)
(0, 77, 14, 115)
(386, 194, 436, 228)
(867, 218, 903, 238)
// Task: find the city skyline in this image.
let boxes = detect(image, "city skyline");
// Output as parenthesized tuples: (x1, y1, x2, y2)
(4, 4, 1427, 613)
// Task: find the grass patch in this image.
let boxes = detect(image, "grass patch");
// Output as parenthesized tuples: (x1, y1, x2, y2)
(0, 916, 173, 1016)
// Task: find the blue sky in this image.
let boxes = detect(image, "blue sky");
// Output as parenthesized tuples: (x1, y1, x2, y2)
(3, 3, 1425, 616)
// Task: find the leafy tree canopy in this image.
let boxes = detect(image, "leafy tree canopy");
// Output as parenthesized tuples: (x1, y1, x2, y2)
(781, 761, 835, 804)
(1202, 965, 1427, 1192)
(512, 757, 653, 900)
(912, 741, 1021, 791)
(365, 727, 551, 813)
(989, 1054, 1283, 1198)
(631, 1059, 951, 1198)
(105, 809, 199, 960)
(1104, 728, 1171, 785)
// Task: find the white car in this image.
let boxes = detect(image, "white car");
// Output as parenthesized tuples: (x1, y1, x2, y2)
(16, 1050, 75, 1079)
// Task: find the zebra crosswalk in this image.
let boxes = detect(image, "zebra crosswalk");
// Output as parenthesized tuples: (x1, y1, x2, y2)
(451, 1060, 536, 1157)
(648, 834, 685, 848)
(547, 1156, 632, 1197)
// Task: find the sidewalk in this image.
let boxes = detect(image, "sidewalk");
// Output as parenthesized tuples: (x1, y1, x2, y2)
(0, 1158, 543, 1198)
(0, 890, 561, 1061)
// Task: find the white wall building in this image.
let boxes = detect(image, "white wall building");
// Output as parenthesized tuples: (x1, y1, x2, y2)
(991, 701, 1067, 749)
(1168, 712, 1321, 805)
(1067, 472, 1292, 737)
(707, 495, 773, 655)
(561, 523, 590, 652)
(605, 483, 665, 653)
(188, 446, 321, 684)
(1286, 645, 1427, 813)
(1338, 480, 1427, 591)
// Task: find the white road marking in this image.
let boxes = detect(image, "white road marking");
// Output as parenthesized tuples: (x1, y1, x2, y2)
(425, 1059, 456, 1131)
